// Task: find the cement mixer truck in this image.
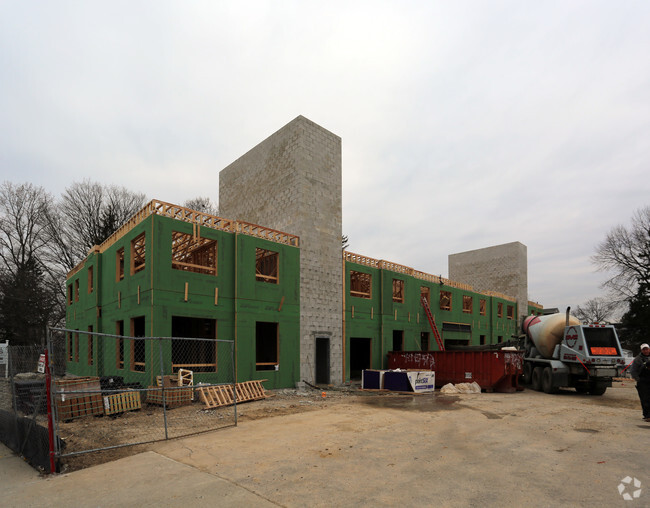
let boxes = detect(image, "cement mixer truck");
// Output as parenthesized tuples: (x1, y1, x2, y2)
(521, 308, 626, 395)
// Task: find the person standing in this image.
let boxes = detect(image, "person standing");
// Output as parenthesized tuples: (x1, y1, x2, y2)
(630, 343, 650, 422)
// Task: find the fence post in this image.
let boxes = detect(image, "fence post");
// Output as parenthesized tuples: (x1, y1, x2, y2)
(158, 338, 168, 440)
(231, 340, 237, 426)
(44, 347, 56, 474)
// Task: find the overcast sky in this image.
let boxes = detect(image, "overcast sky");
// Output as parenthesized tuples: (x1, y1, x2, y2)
(1, 1, 649, 314)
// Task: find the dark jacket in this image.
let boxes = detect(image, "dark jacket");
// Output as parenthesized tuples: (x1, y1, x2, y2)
(630, 353, 650, 382)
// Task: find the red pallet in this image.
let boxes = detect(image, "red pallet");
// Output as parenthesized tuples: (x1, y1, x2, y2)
(387, 350, 524, 393)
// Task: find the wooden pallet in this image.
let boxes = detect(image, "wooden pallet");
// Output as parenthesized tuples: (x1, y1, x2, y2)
(196, 380, 268, 409)
(103, 391, 141, 415)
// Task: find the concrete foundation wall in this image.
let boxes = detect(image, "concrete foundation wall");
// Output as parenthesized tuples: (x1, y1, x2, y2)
(219, 116, 343, 385)
(448, 242, 527, 326)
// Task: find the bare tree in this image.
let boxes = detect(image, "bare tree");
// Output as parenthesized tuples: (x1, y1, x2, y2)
(183, 196, 219, 216)
(593, 206, 650, 300)
(593, 206, 650, 350)
(0, 182, 59, 344)
(0, 182, 52, 271)
(573, 297, 620, 324)
(50, 180, 147, 272)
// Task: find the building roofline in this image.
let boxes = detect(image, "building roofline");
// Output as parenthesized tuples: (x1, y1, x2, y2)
(343, 251, 517, 302)
(67, 199, 300, 279)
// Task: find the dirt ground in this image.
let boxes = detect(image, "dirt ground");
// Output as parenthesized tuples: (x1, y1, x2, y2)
(149, 380, 649, 507)
(58, 385, 365, 472)
(8, 379, 650, 506)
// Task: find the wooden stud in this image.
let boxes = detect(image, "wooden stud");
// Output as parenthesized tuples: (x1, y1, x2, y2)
(371, 307, 374, 320)
(137, 286, 140, 305)
(408, 312, 411, 322)
(184, 282, 188, 302)
(214, 287, 219, 306)
(118, 291, 121, 309)
(278, 295, 285, 312)
(394, 309, 397, 320)
(351, 305, 355, 319)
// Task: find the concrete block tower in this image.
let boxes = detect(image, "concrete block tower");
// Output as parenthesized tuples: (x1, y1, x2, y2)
(219, 116, 343, 386)
(448, 242, 528, 326)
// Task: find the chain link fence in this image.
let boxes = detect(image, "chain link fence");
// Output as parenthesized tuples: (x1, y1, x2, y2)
(47, 328, 237, 463)
(1, 329, 239, 471)
(0, 343, 53, 472)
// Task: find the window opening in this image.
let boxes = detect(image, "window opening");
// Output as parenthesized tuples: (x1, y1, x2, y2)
(420, 332, 430, 351)
(497, 303, 503, 318)
(74, 331, 79, 362)
(480, 335, 486, 345)
(116, 248, 125, 281)
(116, 321, 124, 370)
(479, 299, 486, 316)
(350, 271, 372, 299)
(74, 279, 79, 302)
(392, 279, 404, 303)
(442, 322, 472, 333)
(463, 295, 473, 314)
(67, 284, 73, 305)
(131, 233, 146, 275)
(88, 266, 94, 293)
(421, 286, 430, 306)
(171, 317, 217, 372)
(256, 248, 279, 283)
(440, 290, 452, 311)
(67, 333, 73, 361)
(171, 231, 217, 275)
(87, 326, 94, 366)
(507, 305, 514, 320)
(256, 321, 279, 370)
(130, 316, 145, 372)
(392, 330, 404, 351)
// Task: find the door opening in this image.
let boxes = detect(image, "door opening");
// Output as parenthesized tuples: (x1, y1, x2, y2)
(350, 337, 372, 380)
(315, 337, 330, 384)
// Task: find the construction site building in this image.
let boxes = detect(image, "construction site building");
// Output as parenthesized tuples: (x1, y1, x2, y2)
(65, 116, 529, 389)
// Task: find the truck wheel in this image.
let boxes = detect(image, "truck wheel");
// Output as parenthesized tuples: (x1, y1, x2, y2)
(588, 382, 607, 396)
(542, 367, 558, 394)
(531, 367, 543, 391)
(523, 363, 533, 385)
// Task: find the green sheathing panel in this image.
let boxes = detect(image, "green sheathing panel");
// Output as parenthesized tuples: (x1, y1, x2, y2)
(343, 261, 518, 381)
(489, 297, 518, 343)
(65, 214, 301, 389)
(66, 217, 155, 384)
(64, 251, 101, 378)
(234, 234, 300, 390)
